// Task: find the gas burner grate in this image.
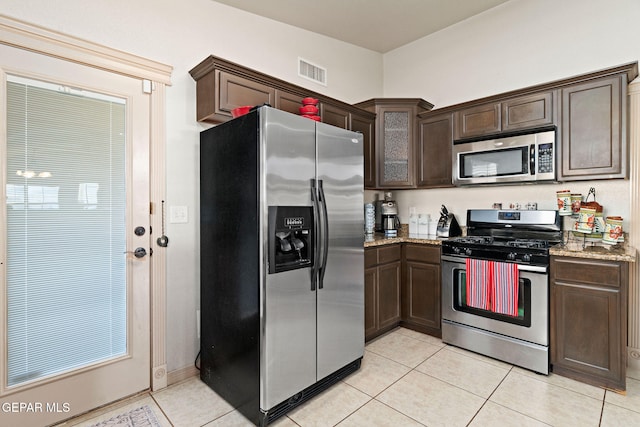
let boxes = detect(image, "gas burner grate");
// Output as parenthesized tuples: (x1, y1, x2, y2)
(449, 236, 494, 245)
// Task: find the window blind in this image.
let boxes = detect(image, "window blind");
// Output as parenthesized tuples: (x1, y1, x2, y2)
(6, 76, 127, 387)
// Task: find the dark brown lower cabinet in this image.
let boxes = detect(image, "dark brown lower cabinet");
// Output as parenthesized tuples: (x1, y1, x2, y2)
(402, 244, 441, 337)
(550, 256, 628, 391)
(365, 245, 401, 341)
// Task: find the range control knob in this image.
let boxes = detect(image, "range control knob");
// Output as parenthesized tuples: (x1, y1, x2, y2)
(522, 254, 531, 263)
(465, 248, 472, 256)
(507, 252, 517, 261)
(453, 247, 461, 254)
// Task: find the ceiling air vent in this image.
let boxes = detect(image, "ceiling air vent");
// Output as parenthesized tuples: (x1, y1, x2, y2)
(298, 58, 327, 86)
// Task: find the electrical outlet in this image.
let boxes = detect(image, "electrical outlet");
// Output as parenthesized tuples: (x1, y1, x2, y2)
(196, 309, 200, 339)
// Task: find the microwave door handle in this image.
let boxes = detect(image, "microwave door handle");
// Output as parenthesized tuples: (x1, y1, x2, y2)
(530, 144, 536, 175)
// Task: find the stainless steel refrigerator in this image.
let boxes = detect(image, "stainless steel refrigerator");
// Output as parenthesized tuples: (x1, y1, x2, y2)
(199, 106, 364, 426)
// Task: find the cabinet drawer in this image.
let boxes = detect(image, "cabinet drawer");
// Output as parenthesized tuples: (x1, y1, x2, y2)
(365, 248, 378, 269)
(404, 244, 440, 263)
(378, 245, 402, 264)
(552, 257, 622, 288)
(365, 246, 402, 268)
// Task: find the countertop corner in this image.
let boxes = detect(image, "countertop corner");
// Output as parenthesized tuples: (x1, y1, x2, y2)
(364, 230, 445, 247)
(550, 240, 636, 262)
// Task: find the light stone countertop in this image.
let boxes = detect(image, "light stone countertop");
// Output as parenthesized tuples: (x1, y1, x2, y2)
(550, 236, 636, 262)
(364, 228, 636, 263)
(364, 231, 444, 247)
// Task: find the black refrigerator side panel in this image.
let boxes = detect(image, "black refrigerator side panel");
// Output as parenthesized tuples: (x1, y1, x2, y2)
(200, 111, 261, 424)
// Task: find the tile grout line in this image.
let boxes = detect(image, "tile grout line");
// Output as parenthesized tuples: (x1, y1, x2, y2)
(149, 392, 175, 427)
(598, 393, 606, 427)
(464, 365, 515, 426)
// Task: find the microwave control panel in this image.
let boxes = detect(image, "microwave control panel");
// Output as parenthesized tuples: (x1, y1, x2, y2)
(537, 143, 554, 173)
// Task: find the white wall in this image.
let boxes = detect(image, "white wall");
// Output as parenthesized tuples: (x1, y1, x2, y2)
(2, 0, 383, 373)
(379, 0, 640, 229)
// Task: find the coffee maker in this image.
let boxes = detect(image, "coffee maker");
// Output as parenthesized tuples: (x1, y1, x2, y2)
(375, 192, 400, 236)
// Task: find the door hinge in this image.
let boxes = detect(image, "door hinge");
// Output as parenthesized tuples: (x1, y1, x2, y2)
(150, 202, 154, 215)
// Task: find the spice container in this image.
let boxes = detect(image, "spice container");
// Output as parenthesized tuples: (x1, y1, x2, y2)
(603, 216, 624, 244)
(570, 194, 582, 215)
(556, 190, 572, 215)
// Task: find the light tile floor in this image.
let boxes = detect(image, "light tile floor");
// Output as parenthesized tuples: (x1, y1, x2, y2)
(63, 327, 640, 427)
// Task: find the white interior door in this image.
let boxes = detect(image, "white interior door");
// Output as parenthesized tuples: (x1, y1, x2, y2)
(0, 44, 150, 427)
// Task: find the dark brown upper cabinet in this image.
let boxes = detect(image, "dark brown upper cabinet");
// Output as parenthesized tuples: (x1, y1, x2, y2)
(190, 56, 638, 185)
(502, 91, 554, 131)
(453, 102, 501, 140)
(453, 91, 554, 140)
(320, 103, 350, 129)
(351, 112, 376, 188)
(417, 112, 453, 188)
(276, 90, 305, 116)
(355, 98, 434, 189)
(559, 75, 625, 180)
(189, 55, 374, 128)
(432, 61, 637, 183)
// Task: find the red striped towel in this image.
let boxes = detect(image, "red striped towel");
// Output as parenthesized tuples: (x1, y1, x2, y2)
(491, 261, 519, 317)
(466, 259, 519, 317)
(465, 258, 492, 311)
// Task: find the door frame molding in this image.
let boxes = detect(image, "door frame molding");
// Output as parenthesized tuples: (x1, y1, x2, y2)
(0, 14, 173, 391)
(628, 81, 640, 373)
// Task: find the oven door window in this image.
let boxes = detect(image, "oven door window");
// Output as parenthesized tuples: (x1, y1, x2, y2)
(452, 268, 531, 327)
(459, 146, 528, 178)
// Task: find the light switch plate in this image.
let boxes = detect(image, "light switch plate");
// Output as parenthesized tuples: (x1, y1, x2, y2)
(170, 205, 188, 223)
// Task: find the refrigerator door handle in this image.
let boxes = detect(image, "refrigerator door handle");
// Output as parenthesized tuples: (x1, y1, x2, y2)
(310, 179, 320, 291)
(317, 179, 329, 289)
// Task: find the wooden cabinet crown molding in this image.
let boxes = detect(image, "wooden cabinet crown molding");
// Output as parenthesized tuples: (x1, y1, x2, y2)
(418, 62, 638, 118)
(355, 97, 434, 112)
(189, 55, 375, 123)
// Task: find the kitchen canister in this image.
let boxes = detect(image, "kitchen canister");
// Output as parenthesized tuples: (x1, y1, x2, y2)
(603, 216, 624, 244)
(556, 190, 572, 215)
(575, 207, 596, 233)
(408, 207, 418, 234)
(418, 214, 430, 235)
(364, 203, 375, 235)
(570, 194, 582, 215)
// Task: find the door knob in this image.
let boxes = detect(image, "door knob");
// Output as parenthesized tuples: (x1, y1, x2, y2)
(124, 247, 147, 258)
(134, 226, 146, 236)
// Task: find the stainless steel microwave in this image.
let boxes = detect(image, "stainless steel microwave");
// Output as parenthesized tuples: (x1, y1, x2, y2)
(453, 129, 556, 186)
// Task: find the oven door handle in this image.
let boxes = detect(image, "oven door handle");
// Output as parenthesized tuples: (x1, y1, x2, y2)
(517, 264, 547, 273)
(441, 255, 547, 274)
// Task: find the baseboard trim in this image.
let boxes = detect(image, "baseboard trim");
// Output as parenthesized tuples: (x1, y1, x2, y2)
(167, 364, 199, 386)
(629, 347, 640, 380)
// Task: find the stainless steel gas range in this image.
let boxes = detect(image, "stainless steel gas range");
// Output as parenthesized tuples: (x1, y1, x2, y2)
(441, 209, 562, 374)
